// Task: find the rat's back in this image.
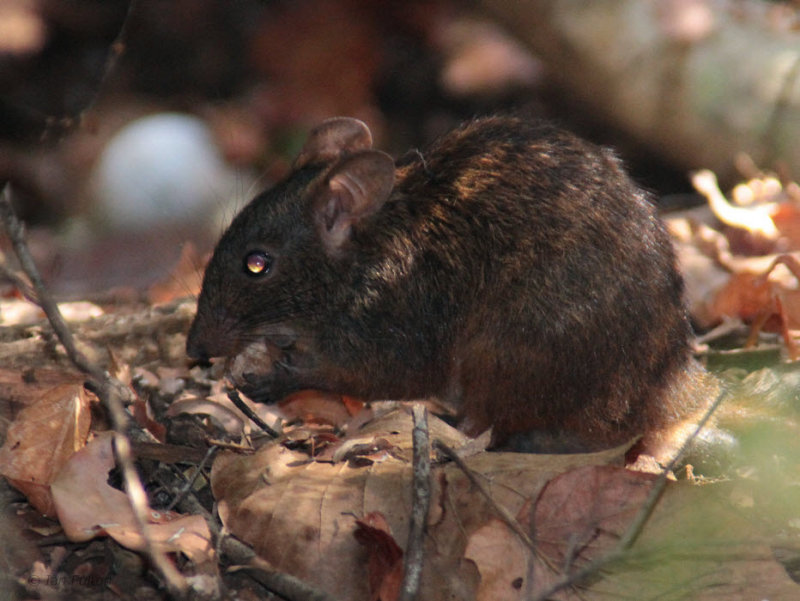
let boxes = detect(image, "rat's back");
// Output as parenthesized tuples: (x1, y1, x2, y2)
(366, 117, 698, 449)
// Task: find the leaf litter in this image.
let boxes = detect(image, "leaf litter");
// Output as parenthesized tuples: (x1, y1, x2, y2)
(3, 167, 800, 599)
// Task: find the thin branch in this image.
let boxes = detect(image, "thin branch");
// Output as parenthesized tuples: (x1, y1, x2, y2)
(165, 445, 217, 512)
(433, 439, 536, 552)
(46, 0, 141, 142)
(529, 387, 731, 601)
(399, 405, 431, 601)
(0, 187, 100, 378)
(81, 0, 139, 120)
(220, 537, 340, 601)
(227, 389, 281, 437)
(0, 184, 188, 597)
(617, 388, 730, 551)
(0, 254, 38, 302)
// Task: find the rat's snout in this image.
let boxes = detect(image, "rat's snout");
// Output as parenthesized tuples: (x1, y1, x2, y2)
(186, 311, 237, 361)
(185, 331, 209, 362)
(185, 318, 213, 362)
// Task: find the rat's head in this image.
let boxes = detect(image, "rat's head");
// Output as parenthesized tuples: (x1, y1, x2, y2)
(186, 117, 395, 361)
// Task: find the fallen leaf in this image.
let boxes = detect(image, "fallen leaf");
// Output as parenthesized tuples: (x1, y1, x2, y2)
(0, 300, 103, 326)
(533, 465, 656, 567)
(771, 201, 800, 250)
(710, 271, 773, 324)
(56, 301, 104, 323)
(132, 397, 167, 443)
(210, 409, 628, 600)
(354, 512, 404, 601)
(211, 408, 800, 600)
(50, 433, 215, 564)
(280, 389, 352, 427)
(0, 382, 93, 516)
(341, 395, 365, 415)
(464, 518, 529, 601)
(0, 298, 43, 326)
(51, 432, 146, 542)
(249, 0, 381, 122)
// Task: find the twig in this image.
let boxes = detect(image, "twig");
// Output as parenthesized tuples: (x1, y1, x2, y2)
(42, 0, 141, 142)
(0, 255, 38, 302)
(433, 439, 536, 552)
(220, 537, 340, 601)
(80, 0, 139, 121)
(0, 187, 100, 378)
(244, 559, 341, 601)
(529, 386, 731, 601)
(227, 389, 281, 437)
(0, 184, 188, 597)
(153, 462, 216, 528)
(399, 405, 431, 601)
(166, 445, 217, 512)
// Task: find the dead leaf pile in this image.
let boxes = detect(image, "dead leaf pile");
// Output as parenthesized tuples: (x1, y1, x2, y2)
(671, 166, 800, 358)
(3, 178, 800, 598)
(210, 409, 799, 600)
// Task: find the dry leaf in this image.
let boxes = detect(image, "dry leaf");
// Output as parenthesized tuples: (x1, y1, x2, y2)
(341, 395, 366, 415)
(211, 408, 799, 600)
(210, 409, 628, 600)
(710, 271, 773, 323)
(0, 298, 43, 326)
(249, 0, 381, 122)
(50, 433, 215, 565)
(354, 512, 404, 601)
(51, 432, 146, 542)
(279, 389, 353, 427)
(463, 518, 529, 601)
(132, 397, 167, 443)
(0, 368, 85, 408)
(533, 465, 656, 567)
(0, 299, 103, 327)
(167, 395, 255, 439)
(0, 382, 93, 516)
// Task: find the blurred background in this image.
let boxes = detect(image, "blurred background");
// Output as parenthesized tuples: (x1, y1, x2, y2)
(0, 0, 798, 297)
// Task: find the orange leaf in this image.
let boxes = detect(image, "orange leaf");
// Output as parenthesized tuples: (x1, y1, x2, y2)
(354, 512, 404, 601)
(341, 395, 365, 416)
(0, 382, 93, 516)
(51, 433, 214, 564)
(280, 389, 353, 427)
(710, 271, 773, 322)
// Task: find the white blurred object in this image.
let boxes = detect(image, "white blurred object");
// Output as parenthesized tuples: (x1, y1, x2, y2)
(91, 113, 240, 231)
(0, 299, 103, 326)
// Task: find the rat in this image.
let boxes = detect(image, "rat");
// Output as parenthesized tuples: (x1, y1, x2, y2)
(186, 115, 715, 457)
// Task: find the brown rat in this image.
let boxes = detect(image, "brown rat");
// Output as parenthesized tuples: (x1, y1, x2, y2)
(186, 115, 714, 456)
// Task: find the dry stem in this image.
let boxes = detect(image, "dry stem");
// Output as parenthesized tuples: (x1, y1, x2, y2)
(0, 185, 189, 597)
(399, 404, 431, 601)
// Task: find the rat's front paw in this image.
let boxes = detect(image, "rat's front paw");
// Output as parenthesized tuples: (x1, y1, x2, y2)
(227, 340, 306, 403)
(227, 341, 279, 400)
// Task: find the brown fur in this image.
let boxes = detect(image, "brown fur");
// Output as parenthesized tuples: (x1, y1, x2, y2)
(187, 116, 710, 453)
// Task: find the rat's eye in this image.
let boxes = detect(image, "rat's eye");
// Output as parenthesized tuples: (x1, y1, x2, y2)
(243, 250, 272, 277)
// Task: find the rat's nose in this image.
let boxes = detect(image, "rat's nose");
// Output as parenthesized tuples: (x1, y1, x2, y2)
(185, 326, 210, 362)
(186, 310, 240, 361)
(186, 316, 217, 362)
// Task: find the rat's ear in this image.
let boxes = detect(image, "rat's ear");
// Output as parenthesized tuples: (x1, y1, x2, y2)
(294, 117, 373, 169)
(313, 150, 395, 253)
